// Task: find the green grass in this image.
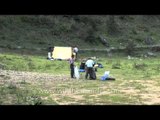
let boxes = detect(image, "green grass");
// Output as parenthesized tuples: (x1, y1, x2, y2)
(0, 80, 58, 105)
(0, 53, 70, 74)
(0, 53, 160, 105)
(1, 53, 160, 79)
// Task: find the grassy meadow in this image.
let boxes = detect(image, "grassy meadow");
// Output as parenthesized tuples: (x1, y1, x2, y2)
(0, 53, 160, 105)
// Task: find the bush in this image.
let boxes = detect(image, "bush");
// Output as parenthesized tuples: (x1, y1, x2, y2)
(125, 39, 136, 55)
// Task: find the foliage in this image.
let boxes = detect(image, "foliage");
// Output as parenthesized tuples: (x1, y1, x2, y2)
(107, 16, 120, 35)
(125, 39, 136, 55)
(1, 15, 160, 51)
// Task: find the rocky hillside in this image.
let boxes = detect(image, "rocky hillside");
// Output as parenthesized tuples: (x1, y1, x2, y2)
(0, 15, 160, 55)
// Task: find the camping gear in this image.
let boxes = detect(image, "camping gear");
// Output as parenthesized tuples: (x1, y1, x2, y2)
(98, 63, 103, 68)
(101, 71, 110, 80)
(74, 66, 80, 79)
(80, 62, 85, 69)
(79, 62, 85, 72)
(79, 69, 85, 72)
(100, 71, 115, 81)
(52, 46, 72, 60)
(79, 62, 85, 79)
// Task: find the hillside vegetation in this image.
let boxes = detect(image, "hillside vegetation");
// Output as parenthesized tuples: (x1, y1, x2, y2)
(0, 15, 160, 55)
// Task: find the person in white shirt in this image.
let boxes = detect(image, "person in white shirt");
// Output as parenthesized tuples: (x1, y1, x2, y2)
(85, 58, 96, 80)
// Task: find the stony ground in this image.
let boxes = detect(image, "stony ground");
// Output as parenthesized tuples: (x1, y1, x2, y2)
(0, 69, 160, 105)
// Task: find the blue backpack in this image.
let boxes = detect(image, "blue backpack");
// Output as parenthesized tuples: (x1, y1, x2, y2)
(98, 63, 103, 68)
(101, 74, 108, 80)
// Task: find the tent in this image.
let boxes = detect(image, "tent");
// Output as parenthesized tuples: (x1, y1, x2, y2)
(52, 46, 72, 60)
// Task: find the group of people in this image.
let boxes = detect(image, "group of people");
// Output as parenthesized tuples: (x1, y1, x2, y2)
(47, 45, 115, 80)
(69, 56, 97, 80)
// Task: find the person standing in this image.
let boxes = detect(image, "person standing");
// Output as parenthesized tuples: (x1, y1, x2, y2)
(69, 54, 75, 78)
(85, 58, 96, 80)
(47, 45, 54, 60)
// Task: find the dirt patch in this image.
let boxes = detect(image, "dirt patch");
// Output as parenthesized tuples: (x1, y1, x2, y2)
(1, 69, 160, 105)
(120, 89, 140, 94)
(0, 69, 70, 83)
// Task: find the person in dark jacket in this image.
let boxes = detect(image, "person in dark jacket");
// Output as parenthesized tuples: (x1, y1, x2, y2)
(69, 54, 75, 78)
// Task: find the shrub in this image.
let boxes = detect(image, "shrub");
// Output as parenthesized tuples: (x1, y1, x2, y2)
(125, 39, 136, 55)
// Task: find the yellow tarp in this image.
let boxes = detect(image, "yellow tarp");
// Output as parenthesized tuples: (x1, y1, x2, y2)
(52, 46, 72, 60)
